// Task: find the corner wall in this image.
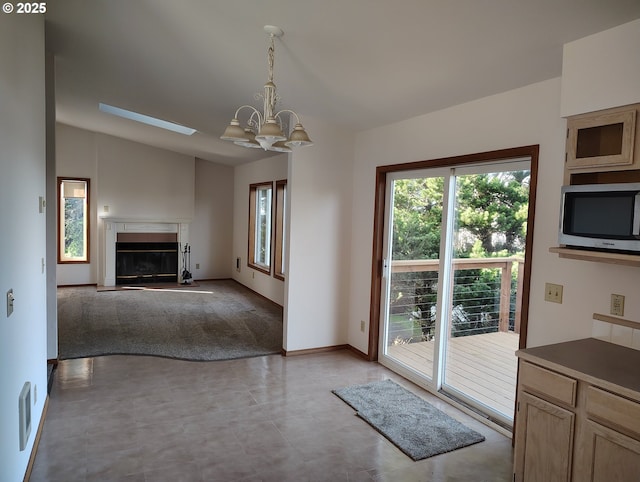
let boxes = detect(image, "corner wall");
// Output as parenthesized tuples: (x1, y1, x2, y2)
(284, 116, 355, 351)
(0, 14, 48, 482)
(232, 154, 288, 305)
(191, 158, 234, 280)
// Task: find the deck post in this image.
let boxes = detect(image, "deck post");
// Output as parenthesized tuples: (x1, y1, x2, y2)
(499, 261, 512, 332)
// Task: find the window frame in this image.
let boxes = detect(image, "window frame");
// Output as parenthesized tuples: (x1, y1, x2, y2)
(248, 182, 273, 275)
(57, 177, 91, 264)
(273, 179, 287, 281)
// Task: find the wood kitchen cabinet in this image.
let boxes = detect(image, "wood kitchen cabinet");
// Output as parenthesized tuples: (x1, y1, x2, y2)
(514, 391, 575, 481)
(563, 103, 640, 185)
(514, 338, 640, 482)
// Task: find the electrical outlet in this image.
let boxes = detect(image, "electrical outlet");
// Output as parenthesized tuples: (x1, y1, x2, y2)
(360, 320, 366, 332)
(611, 294, 625, 317)
(195, 263, 200, 269)
(544, 283, 563, 304)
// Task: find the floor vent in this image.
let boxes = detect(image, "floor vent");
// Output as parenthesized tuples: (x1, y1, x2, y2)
(19, 382, 31, 451)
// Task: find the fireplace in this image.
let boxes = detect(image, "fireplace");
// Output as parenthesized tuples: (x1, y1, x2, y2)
(116, 242, 179, 284)
(115, 232, 178, 285)
(102, 221, 189, 287)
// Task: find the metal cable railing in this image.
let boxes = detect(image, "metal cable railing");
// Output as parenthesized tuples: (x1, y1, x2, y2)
(388, 257, 522, 345)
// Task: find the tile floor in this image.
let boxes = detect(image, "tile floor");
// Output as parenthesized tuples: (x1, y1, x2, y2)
(31, 350, 513, 482)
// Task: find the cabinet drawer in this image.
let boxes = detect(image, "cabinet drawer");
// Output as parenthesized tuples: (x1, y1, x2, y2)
(519, 361, 577, 407)
(586, 386, 640, 439)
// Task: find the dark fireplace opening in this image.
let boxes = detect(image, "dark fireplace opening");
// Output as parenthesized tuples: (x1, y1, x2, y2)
(116, 242, 179, 285)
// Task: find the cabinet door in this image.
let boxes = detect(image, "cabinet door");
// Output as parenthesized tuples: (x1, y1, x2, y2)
(579, 419, 640, 482)
(514, 391, 575, 482)
(566, 109, 636, 170)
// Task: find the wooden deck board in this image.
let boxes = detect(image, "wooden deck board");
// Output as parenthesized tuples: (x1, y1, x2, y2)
(387, 331, 519, 418)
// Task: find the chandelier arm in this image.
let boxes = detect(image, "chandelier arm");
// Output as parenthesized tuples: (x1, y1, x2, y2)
(275, 109, 303, 126)
(234, 105, 263, 128)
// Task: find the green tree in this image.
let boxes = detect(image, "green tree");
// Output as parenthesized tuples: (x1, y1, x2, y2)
(64, 198, 84, 258)
(454, 172, 530, 256)
(392, 176, 444, 261)
(389, 171, 529, 341)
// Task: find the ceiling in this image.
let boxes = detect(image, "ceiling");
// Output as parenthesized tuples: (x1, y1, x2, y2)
(45, 0, 640, 167)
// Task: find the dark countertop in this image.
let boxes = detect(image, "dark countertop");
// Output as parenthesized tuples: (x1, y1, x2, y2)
(517, 337, 640, 399)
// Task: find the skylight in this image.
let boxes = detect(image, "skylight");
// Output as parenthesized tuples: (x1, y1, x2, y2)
(98, 103, 197, 136)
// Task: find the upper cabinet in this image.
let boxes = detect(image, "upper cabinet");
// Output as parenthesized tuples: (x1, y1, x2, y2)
(566, 107, 636, 170)
(564, 103, 640, 185)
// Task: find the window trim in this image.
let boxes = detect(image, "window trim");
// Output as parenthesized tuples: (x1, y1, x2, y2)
(248, 182, 273, 275)
(57, 177, 91, 264)
(273, 179, 287, 281)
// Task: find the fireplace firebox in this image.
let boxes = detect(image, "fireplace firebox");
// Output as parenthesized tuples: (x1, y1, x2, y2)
(115, 241, 179, 285)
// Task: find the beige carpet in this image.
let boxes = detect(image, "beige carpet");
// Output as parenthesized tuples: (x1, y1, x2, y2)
(57, 279, 283, 361)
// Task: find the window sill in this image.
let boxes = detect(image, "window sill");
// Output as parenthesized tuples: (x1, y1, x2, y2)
(248, 264, 271, 276)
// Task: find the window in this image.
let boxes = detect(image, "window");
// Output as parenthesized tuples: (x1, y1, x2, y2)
(273, 180, 287, 280)
(248, 182, 273, 274)
(58, 177, 90, 263)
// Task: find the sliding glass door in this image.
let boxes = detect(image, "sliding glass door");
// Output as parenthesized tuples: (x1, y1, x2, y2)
(379, 159, 531, 426)
(381, 168, 449, 382)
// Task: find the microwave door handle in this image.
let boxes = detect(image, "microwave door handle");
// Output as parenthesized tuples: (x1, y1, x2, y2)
(634, 194, 640, 237)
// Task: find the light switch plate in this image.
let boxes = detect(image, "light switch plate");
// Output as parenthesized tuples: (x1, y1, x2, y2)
(544, 283, 563, 303)
(7, 289, 14, 317)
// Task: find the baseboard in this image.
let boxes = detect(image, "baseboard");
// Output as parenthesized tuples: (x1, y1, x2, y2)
(23, 395, 49, 482)
(346, 345, 370, 360)
(281, 344, 372, 359)
(282, 344, 349, 356)
(57, 283, 97, 288)
(227, 278, 284, 308)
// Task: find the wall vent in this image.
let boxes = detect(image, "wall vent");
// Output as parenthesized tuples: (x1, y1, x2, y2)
(19, 382, 31, 451)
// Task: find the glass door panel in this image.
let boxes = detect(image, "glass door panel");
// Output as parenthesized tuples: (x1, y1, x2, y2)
(442, 168, 530, 422)
(382, 174, 445, 381)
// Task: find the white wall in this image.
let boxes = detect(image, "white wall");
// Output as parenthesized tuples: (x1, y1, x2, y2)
(56, 124, 98, 285)
(191, 158, 234, 279)
(0, 14, 48, 482)
(349, 77, 640, 353)
(284, 116, 355, 351)
(232, 154, 288, 305)
(55, 124, 196, 285)
(96, 134, 195, 222)
(561, 18, 640, 117)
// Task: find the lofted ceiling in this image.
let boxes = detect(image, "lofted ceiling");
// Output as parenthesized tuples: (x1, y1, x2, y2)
(45, 0, 640, 166)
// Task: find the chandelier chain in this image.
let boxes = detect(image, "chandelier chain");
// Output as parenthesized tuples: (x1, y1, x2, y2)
(268, 35, 275, 84)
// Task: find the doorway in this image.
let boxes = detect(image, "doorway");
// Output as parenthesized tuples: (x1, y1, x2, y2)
(369, 146, 539, 428)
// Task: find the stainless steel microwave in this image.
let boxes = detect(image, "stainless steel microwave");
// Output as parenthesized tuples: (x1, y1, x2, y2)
(559, 183, 640, 252)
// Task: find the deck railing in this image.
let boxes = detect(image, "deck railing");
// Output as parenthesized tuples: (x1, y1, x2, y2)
(390, 257, 523, 341)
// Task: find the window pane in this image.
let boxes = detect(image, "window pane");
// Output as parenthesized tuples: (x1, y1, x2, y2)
(59, 178, 89, 263)
(274, 180, 286, 280)
(64, 197, 85, 258)
(249, 184, 273, 272)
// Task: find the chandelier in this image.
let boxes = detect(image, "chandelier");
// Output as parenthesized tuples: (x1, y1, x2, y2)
(220, 25, 313, 152)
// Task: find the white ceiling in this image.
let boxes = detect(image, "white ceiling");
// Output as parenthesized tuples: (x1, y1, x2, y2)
(46, 0, 640, 167)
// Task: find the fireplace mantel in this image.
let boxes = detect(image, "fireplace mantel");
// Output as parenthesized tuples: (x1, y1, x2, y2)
(102, 220, 189, 287)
